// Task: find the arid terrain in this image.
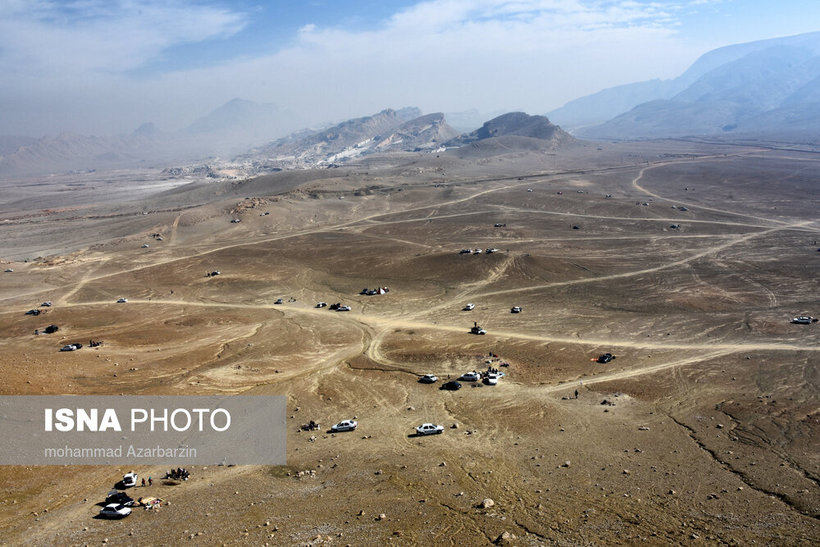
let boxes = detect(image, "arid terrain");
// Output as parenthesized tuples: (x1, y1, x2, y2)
(0, 140, 818, 545)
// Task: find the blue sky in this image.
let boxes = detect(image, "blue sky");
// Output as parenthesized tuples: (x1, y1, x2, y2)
(1, 0, 819, 136)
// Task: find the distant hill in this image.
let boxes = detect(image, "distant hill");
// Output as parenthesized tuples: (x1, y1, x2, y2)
(558, 31, 820, 142)
(0, 98, 308, 177)
(182, 98, 304, 148)
(238, 108, 459, 167)
(445, 112, 575, 148)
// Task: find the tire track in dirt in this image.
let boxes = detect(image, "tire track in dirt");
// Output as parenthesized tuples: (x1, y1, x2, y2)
(630, 157, 793, 226)
(57, 299, 820, 354)
(472, 220, 814, 298)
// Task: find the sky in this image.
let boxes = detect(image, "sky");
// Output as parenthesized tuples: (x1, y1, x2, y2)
(1, 0, 819, 137)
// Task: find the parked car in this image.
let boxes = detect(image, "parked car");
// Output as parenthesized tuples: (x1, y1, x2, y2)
(99, 503, 131, 519)
(105, 490, 135, 506)
(419, 374, 438, 384)
(415, 423, 444, 435)
(116, 297, 127, 303)
(316, 302, 327, 308)
(121, 472, 138, 488)
(791, 316, 817, 324)
(336, 305, 352, 312)
(330, 420, 357, 432)
(511, 306, 522, 313)
(25, 309, 41, 316)
(463, 303, 475, 311)
(483, 375, 498, 385)
(597, 353, 615, 363)
(440, 381, 462, 391)
(274, 298, 283, 305)
(60, 344, 80, 352)
(41, 301, 52, 307)
(470, 322, 486, 335)
(459, 371, 480, 382)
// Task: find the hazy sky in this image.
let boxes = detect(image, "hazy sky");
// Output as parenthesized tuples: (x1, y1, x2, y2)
(2, 0, 818, 137)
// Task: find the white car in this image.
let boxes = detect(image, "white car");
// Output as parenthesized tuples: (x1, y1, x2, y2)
(419, 374, 438, 384)
(415, 423, 444, 436)
(483, 376, 498, 385)
(463, 303, 475, 311)
(459, 371, 480, 382)
(331, 420, 357, 432)
(60, 344, 79, 352)
(121, 472, 138, 487)
(791, 316, 816, 324)
(511, 306, 522, 313)
(117, 298, 128, 303)
(99, 503, 131, 519)
(336, 305, 352, 312)
(316, 302, 327, 308)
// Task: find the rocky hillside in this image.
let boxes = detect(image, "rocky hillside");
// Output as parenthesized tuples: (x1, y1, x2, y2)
(445, 112, 575, 147)
(554, 31, 820, 142)
(237, 108, 458, 168)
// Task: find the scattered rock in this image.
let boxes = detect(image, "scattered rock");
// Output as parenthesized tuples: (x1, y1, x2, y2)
(494, 531, 517, 545)
(480, 498, 495, 509)
(376, 513, 386, 521)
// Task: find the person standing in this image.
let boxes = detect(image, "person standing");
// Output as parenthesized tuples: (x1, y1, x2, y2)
(148, 476, 153, 487)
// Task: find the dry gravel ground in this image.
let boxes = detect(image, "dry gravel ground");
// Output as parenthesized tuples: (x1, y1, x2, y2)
(0, 141, 818, 545)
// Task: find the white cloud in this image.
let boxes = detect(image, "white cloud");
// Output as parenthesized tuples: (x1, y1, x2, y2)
(0, 0, 247, 76)
(0, 0, 705, 135)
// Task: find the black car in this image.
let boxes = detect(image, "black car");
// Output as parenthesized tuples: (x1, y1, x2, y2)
(597, 353, 615, 363)
(440, 380, 462, 391)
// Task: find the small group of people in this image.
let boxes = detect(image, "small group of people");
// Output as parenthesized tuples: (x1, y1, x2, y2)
(140, 476, 153, 487)
(164, 467, 189, 480)
(89, 339, 103, 347)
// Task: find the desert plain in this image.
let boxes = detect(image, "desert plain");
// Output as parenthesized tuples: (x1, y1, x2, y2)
(0, 140, 818, 545)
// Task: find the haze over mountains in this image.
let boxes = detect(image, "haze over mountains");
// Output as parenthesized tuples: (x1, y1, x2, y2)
(0, 106, 567, 177)
(2, 31, 820, 178)
(551, 31, 820, 142)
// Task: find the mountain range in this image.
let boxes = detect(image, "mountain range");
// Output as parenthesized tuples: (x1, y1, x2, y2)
(550, 31, 820, 141)
(4, 31, 818, 176)
(0, 105, 571, 177)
